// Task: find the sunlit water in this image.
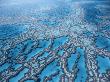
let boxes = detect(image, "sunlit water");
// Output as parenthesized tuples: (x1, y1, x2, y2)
(0, 0, 110, 82)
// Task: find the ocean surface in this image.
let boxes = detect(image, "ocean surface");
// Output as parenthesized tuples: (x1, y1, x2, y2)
(0, 0, 110, 82)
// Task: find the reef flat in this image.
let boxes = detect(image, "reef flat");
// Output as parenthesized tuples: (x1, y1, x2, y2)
(0, 0, 110, 82)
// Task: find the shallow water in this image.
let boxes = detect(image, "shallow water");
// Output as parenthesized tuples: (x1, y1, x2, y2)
(97, 55, 110, 74)
(9, 68, 28, 82)
(0, 0, 110, 82)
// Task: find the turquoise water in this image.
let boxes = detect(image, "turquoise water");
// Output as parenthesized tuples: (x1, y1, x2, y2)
(0, 0, 110, 82)
(95, 36, 110, 51)
(26, 48, 43, 61)
(13, 64, 22, 70)
(26, 39, 51, 61)
(97, 55, 110, 74)
(38, 39, 51, 48)
(67, 53, 77, 71)
(75, 47, 87, 82)
(9, 68, 28, 82)
(39, 60, 60, 82)
(52, 36, 68, 50)
(0, 63, 11, 72)
(24, 80, 35, 82)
